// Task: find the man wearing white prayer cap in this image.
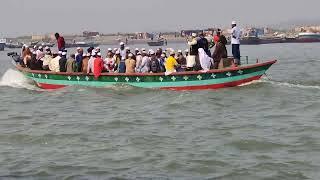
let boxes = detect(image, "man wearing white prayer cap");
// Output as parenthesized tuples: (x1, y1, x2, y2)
(59, 51, 68, 72)
(119, 42, 126, 61)
(231, 20, 242, 65)
(186, 32, 198, 71)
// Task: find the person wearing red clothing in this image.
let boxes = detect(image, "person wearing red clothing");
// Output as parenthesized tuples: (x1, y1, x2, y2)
(93, 53, 104, 79)
(213, 29, 221, 44)
(55, 33, 65, 51)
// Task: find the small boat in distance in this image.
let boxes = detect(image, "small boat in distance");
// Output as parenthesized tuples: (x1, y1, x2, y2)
(147, 39, 166, 46)
(8, 52, 276, 91)
(65, 41, 100, 48)
(0, 39, 5, 51)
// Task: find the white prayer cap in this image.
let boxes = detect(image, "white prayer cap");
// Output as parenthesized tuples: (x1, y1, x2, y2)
(32, 51, 37, 55)
(116, 50, 120, 54)
(96, 47, 100, 50)
(178, 49, 182, 53)
(137, 51, 141, 55)
(62, 52, 67, 56)
(113, 48, 118, 51)
(135, 48, 139, 51)
(97, 52, 102, 56)
(58, 51, 62, 54)
(120, 42, 125, 45)
(170, 50, 175, 55)
(149, 50, 155, 55)
(161, 53, 166, 58)
(185, 49, 189, 53)
(141, 48, 146, 51)
(76, 47, 81, 50)
(33, 45, 37, 49)
(232, 21, 237, 25)
(148, 49, 153, 52)
(125, 47, 130, 50)
(45, 46, 50, 50)
(192, 33, 197, 37)
(142, 50, 147, 54)
(128, 53, 133, 57)
(108, 48, 112, 51)
(38, 46, 43, 49)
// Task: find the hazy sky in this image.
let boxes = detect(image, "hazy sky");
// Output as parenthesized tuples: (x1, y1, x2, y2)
(1, 0, 319, 37)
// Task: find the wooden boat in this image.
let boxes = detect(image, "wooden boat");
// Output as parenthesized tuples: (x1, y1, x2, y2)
(9, 53, 276, 90)
(147, 40, 165, 46)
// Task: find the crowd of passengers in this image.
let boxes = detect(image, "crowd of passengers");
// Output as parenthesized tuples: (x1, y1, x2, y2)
(20, 28, 238, 79)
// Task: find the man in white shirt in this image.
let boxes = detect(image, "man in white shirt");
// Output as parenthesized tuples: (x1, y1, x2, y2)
(231, 21, 242, 65)
(87, 50, 96, 73)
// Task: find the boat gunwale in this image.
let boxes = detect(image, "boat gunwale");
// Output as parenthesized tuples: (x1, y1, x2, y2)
(15, 60, 277, 77)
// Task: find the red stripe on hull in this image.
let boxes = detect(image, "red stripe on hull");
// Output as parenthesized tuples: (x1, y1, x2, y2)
(160, 75, 263, 91)
(36, 82, 67, 90)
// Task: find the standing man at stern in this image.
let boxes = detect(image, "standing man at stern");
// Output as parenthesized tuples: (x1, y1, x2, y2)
(231, 21, 242, 66)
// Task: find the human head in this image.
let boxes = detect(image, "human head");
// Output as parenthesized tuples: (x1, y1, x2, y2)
(107, 52, 113, 58)
(62, 51, 67, 57)
(96, 47, 101, 53)
(216, 29, 221, 36)
(71, 54, 76, 59)
(177, 50, 182, 56)
(191, 33, 197, 38)
(198, 32, 204, 37)
(125, 47, 130, 53)
(128, 53, 133, 59)
(120, 42, 125, 50)
(185, 49, 189, 56)
(150, 50, 155, 57)
(231, 21, 237, 28)
(135, 48, 139, 55)
(55, 33, 60, 40)
(169, 51, 175, 57)
(97, 52, 102, 58)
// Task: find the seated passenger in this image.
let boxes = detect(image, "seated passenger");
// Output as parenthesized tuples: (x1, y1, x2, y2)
(135, 51, 142, 72)
(113, 50, 121, 72)
(93, 52, 104, 79)
(125, 53, 136, 73)
(87, 51, 96, 73)
(212, 35, 228, 69)
(75, 48, 83, 72)
(158, 53, 166, 72)
(149, 50, 161, 73)
(198, 48, 213, 71)
(36, 46, 45, 60)
(59, 52, 68, 72)
(104, 52, 115, 72)
(66, 54, 76, 73)
(138, 50, 150, 73)
(49, 52, 61, 72)
(165, 51, 179, 73)
(82, 53, 90, 73)
(176, 50, 186, 72)
(42, 49, 52, 71)
(22, 47, 32, 68)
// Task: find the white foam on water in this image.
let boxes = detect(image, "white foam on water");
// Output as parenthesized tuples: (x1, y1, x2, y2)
(238, 80, 263, 87)
(0, 69, 41, 90)
(261, 79, 320, 90)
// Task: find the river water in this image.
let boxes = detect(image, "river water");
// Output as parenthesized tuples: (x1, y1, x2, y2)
(0, 43, 319, 180)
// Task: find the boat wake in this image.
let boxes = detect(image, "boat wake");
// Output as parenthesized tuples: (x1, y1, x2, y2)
(238, 78, 320, 90)
(0, 69, 41, 90)
(263, 80, 320, 90)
